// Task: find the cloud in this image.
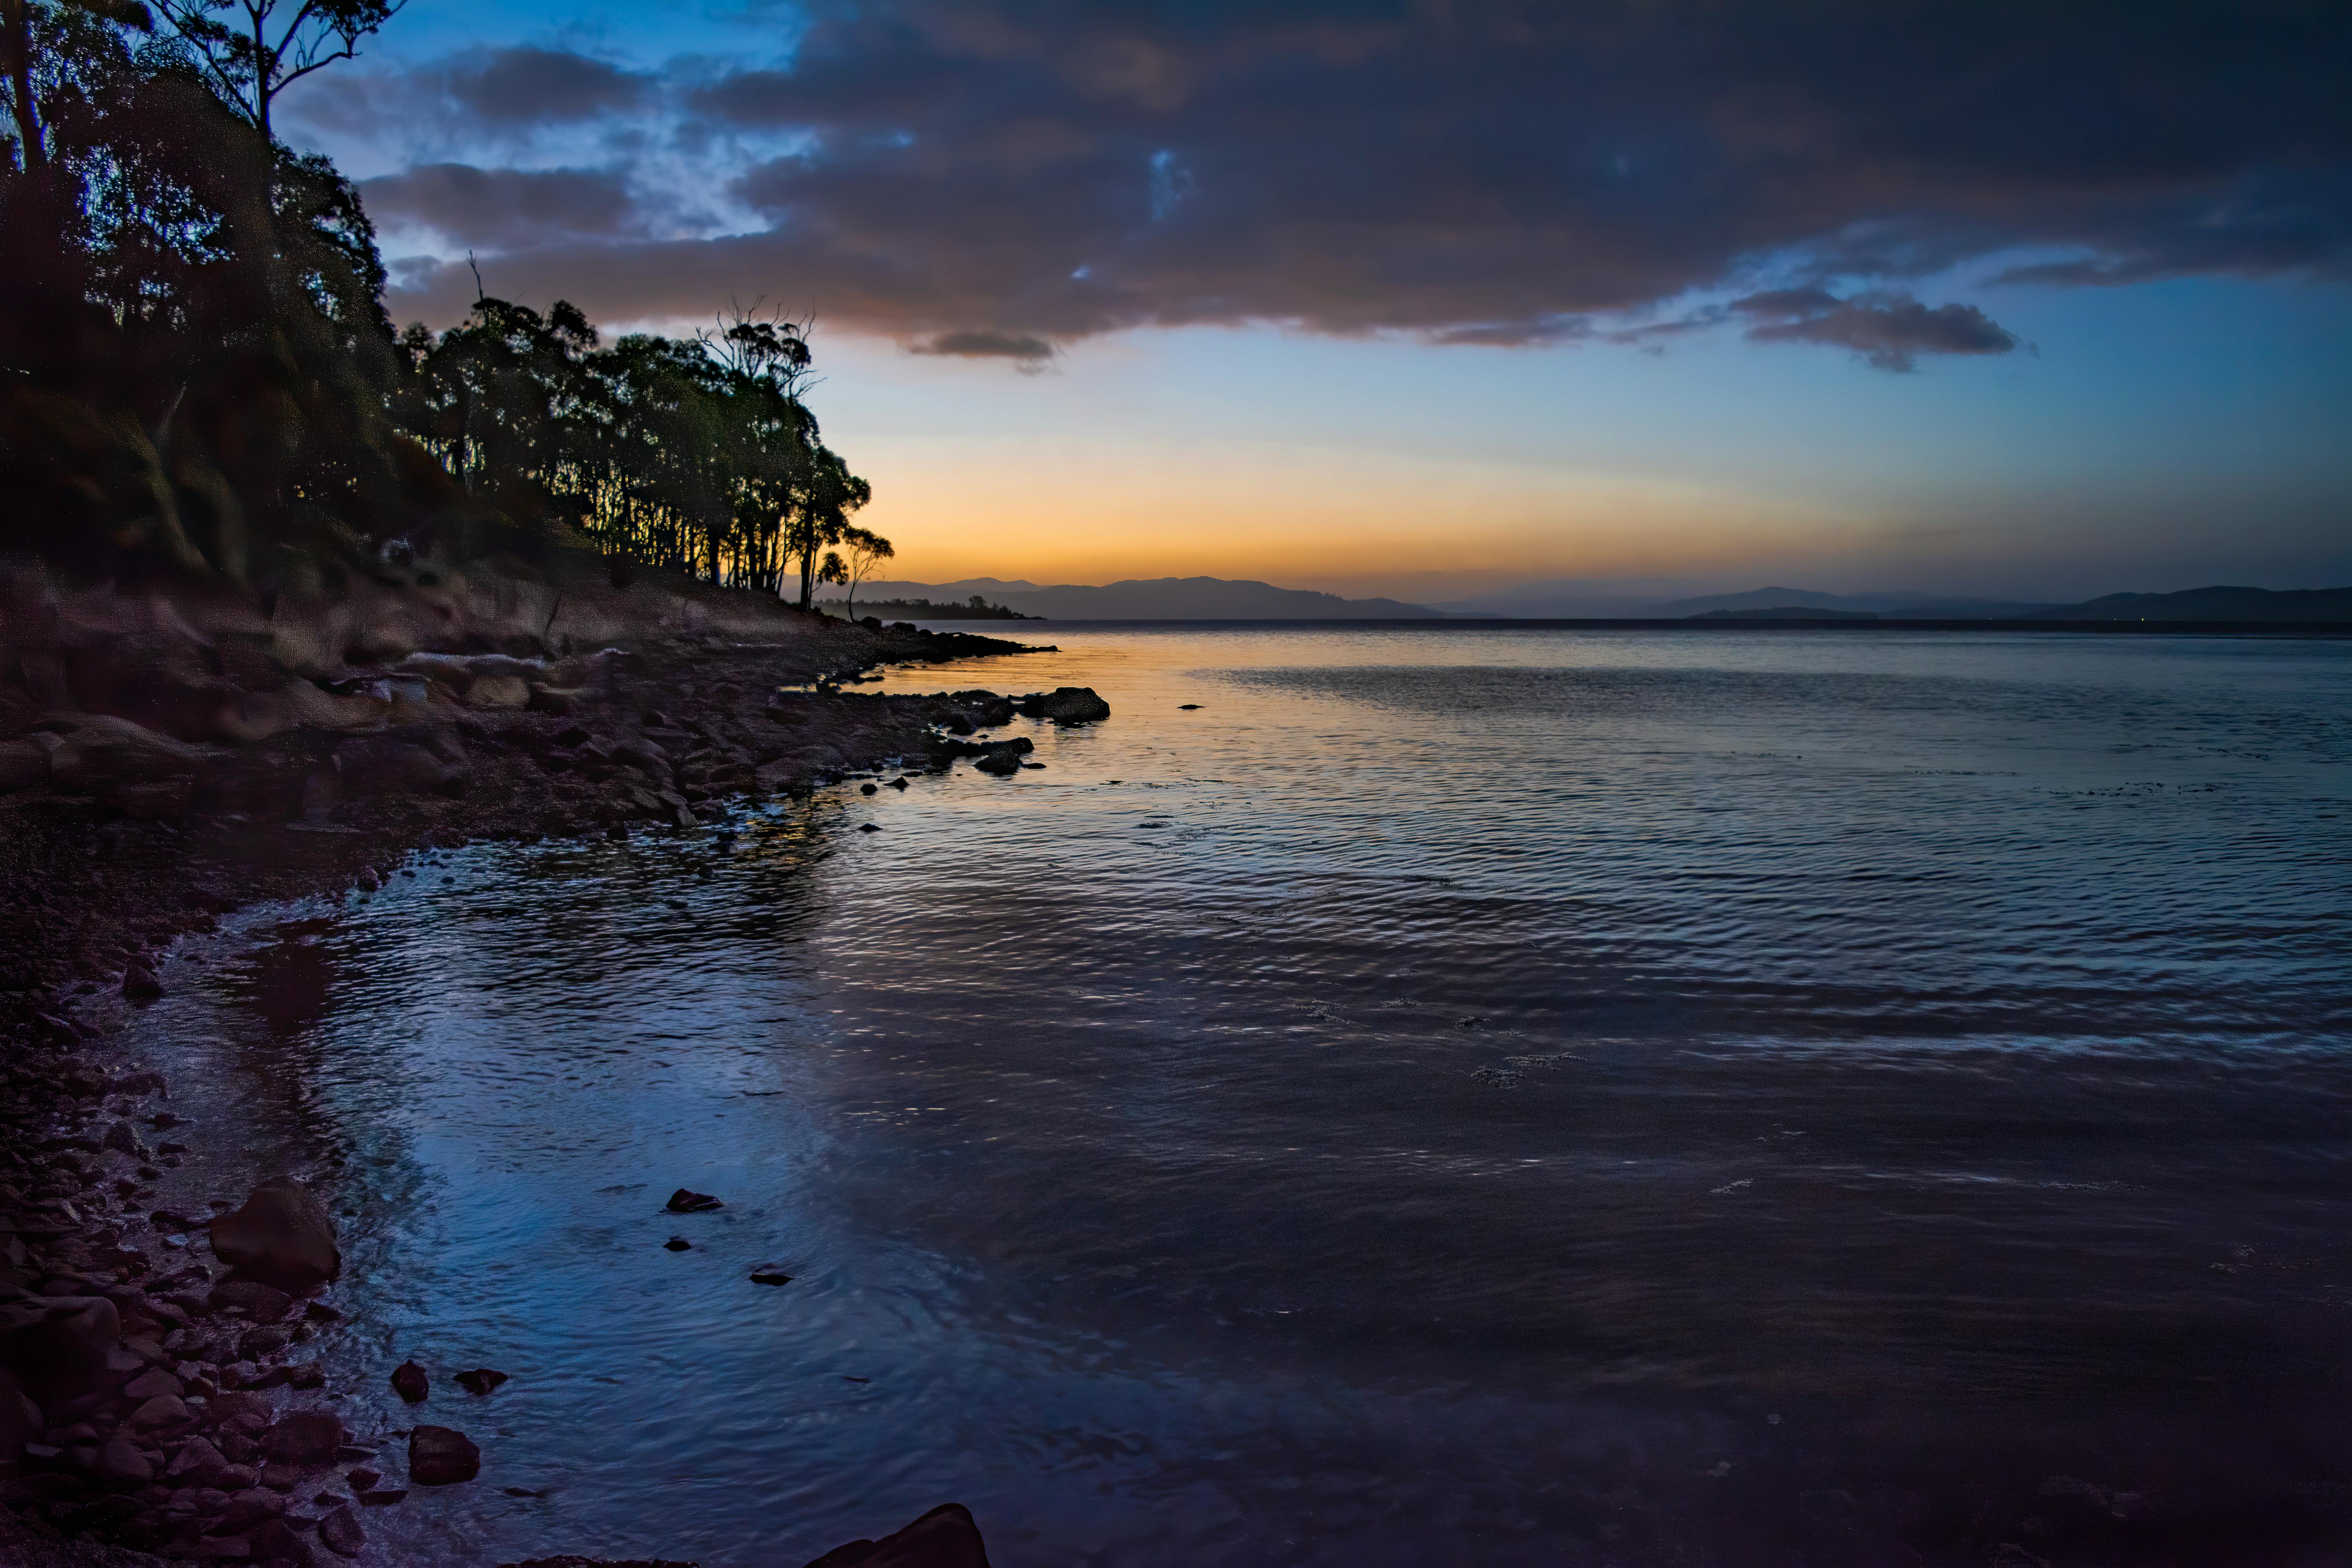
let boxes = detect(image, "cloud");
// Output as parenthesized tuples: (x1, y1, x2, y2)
(355, 2, 2352, 362)
(283, 45, 656, 151)
(1731, 289, 2020, 372)
(361, 164, 644, 250)
(909, 329, 1057, 361)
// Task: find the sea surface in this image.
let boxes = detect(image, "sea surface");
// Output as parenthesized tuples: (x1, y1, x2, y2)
(127, 627, 2352, 1565)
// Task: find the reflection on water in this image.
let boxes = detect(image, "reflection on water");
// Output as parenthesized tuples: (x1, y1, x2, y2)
(129, 630, 2352, 1564)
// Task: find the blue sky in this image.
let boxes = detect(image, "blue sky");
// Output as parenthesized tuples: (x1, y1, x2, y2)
(282, 0, 2352, 601)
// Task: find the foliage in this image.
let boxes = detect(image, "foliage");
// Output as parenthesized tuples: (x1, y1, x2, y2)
(0, 0, 877, 610)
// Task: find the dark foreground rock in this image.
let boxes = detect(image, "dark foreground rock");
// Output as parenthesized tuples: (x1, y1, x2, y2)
(804, 1503, 993, 1568)
(390, 1359, 430, 1401)
(408, 1423, 481, 1485)
(208, 1176, 341, 1295)
(1017, 686, 1111, 725)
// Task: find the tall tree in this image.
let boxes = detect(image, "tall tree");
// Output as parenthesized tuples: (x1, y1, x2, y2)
(2, 0, 148, 171)
(838, 524, 893, 619)
(152, 0, 398, 142)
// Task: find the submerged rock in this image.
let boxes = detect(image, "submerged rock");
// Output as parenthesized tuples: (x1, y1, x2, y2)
(663, 1237, 692, 1252)
(1016, 687, 1110, 725)
(454, 1368, 510, 1395)
(210, 1176, 341, 1295)
(665, 1189, 724, 1213)
(390, 1359, 430, 1402)
(408, 1424, 481, 1485)
(748, 1267, 794, 1286)
(267, 1410, 351, 1463)
(803, 1502, 992, 1568)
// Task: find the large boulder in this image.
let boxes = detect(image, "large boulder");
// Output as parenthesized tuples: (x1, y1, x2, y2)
(803, 1504, 992, 1568)
(0, 1294, 121, 1411)
(209, 1176, 341, 1295)
(408, 1424, 479, 1485)
(1016, 687, 1109, 725)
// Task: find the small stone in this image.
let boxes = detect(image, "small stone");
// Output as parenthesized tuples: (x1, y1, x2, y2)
(887, 777, 909, 790)
(859, 782, 878, 795)
(124, 1367, 185, 1400)
(317, 1503, 365, 1557)
(389, 1360, 428, 1402)
(210, 1280, 294, 1322)
(749, 1267, 794, 1286)
(407, 1425, 479, 1486)
(664, 1189, 723, 1213)
(126, 1394, 191, 1431)
(859, 823, 881, 832)
(1179, 703, 1201, 709)
(122, 964, 163, 1002)
(288, 1364, 325, 1390)
(663, 1236, 691, 1251)
(357, 1488, 407, 1506)
(345, 1468, 379, 1492)
(452, 1368, 508, 1396)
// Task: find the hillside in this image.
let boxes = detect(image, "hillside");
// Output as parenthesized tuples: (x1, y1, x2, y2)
(856, 576, 1444, 619)
(2028, 586, 2352, 622)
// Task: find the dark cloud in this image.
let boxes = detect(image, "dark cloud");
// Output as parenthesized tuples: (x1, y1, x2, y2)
(361, 165, 643, 250)
(367, 2, 2352, 360)
(910, 329, 1057, 361)
(285, 45, 654, 145)
(1731, 290, 2021, 372)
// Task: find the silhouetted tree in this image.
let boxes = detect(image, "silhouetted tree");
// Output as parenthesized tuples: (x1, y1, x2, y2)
(839, 524, 892, 618)
(151, 0, 399, 143)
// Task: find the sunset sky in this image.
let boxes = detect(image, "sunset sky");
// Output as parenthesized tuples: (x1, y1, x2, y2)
(283, 1, 2352, 602)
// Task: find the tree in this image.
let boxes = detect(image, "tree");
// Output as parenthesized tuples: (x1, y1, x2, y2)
(153, 0, 399, 143)
(838, 524, 893, 618)
(3, 0, 149, 172)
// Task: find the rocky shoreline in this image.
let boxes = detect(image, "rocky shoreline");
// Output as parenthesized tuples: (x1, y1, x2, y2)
(2, 558, 1055, 1566)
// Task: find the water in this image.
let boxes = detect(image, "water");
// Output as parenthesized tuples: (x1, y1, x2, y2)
(128, 628, 2352, 1564)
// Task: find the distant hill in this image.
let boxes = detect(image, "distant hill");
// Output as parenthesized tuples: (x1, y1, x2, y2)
(1689, 605, 1879, 621)
(2027, 586, 2352, 622)
(851, 576, 1444, 619)
(1432, 581, 2053, 618)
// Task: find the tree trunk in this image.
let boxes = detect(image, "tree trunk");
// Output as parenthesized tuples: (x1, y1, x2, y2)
(3, 0, 43, 172)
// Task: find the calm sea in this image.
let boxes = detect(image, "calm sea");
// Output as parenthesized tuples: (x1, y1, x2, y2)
(130, 628, 2352, 1565)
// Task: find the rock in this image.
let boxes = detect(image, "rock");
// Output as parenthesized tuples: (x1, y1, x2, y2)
(123, 1367, 184, 1400)
(121, 961, 162, 1001)
(859, 823, 882, 832)
(317, 1503, 365, 1557)
(859, 782, 878, 795)
(887, 777, 909, 789)
(209, 1177, 341, 1295)
(209, 1281, 294, 1322)
(748, 1267, 794, 1286)
(167, 1436, 229, 1484)
(389, 1361, 429, 1403)
(971, 750, 1022, 777)
(662, 1237, 691, 1252)
(357, 1488, 407, 1505)
(126, 1394, 191, 1431)
(407, 1425, 479, 1486)
(0, 1369, 41, 1467)
(247, 1517, 310, 1564)
(0, 1294, 121, 1409)
(453, 1368, 508, 1396)
(96, 1436, 154, 1483)
(1016, 687, 1110, 725)
(1178, 703, 1202, 710)
(664, 1189, 723, 1214)
(802, 1503, 993, 1568)
(266, 1411, 349, 1464)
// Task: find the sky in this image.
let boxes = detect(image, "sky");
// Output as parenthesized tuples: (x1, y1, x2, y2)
(279, 0, 2352, 603)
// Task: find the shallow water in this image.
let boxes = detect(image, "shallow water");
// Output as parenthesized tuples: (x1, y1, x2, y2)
(131, 628, 2352, 1564)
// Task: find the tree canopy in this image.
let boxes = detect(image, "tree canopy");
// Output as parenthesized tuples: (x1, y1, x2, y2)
(0, 0, 873, 608)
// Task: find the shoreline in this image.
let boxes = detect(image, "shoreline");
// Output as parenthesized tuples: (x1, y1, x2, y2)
(1, 572, 1066, 1565)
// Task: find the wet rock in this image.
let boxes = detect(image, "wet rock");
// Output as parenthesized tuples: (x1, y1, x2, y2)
(126, 1394, 191, 1432)
(748, 1267, 794, 1286)
(266, 1411, 349, 1465)
(859, 823, 882, 833)
(887, 777, 909, 789)
(803, 1502, 992, 1568)
(121, 961, 162, 1001)
(317, 1503, 365, 1557)
(1016, 687, 1110, 725)
(1178, 703, 1202, 710)
(357, 1488, 408, 1506)
(664, 1189, 724, 1214)
(859, 782, 878, 795)
(389, 1361, 429, 1403)
(407, 1425, 479, 1486)
(662, 1237, 691, 1252)
(247, 1517, 310, 1564)
(453, 1368, 509, 1396)
(209, 1281, 294, 1322)
(209, 1177, 341, 1295)
(123, 1367, 185, 1400)
(971, 749, 1023, 777)
(0, 1294, 121, 1409)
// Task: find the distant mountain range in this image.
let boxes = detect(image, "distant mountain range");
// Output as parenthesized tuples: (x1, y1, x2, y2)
(851, 576, 2352, 623)
(849, 576, 1444, 619)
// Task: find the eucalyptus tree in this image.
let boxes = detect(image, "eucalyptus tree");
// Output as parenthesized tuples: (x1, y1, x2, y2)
(151, 0, 398, 142)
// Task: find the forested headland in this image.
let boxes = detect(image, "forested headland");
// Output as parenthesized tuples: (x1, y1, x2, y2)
(1, 0, 880, 610)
